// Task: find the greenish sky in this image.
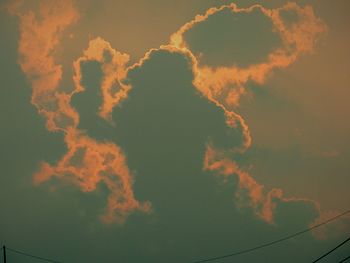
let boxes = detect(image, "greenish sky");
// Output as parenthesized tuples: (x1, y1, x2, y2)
(0, 0, 349, 262)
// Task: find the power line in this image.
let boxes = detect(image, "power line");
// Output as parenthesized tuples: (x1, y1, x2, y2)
(2, 210, 349, 263)
(3, 246, 7, 263)
(5, 246, 61, 263)
(312, 236, 350, 263)
(191, 209, 350, 263)
(339, 255, 350, 263)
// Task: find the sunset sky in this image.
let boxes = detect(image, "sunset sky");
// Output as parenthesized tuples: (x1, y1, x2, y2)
(0, 0, 349, 262)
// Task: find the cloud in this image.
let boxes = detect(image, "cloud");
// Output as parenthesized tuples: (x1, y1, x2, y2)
(10, 0, 333, 229)
(11, 0, 150, 223)
(9, 0, 79, 132)
(73, 37, 131, 122)
(168, 2, 327, 152)
(166, 3, 332, 228)
(203, 144, 320, 224)
(34, 129, 151, 224)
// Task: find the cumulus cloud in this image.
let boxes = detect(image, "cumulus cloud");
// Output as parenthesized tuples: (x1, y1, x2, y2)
(10, 0, 335, 229)
(165, 2, 330, 227)
(168, 2, 327, 152)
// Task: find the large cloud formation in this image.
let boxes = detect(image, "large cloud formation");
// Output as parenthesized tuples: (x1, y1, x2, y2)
(9, 0, 335, 227)
(9, 0, 150, 223)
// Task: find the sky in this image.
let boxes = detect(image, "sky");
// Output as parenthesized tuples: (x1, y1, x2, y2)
(0, 0, 349, 262)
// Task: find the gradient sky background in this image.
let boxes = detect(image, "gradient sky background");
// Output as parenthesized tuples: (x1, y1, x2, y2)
(0, 0, 350, 262)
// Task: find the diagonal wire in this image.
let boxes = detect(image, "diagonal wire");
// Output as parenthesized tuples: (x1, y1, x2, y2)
(339, 255, 350, 263)
(6, 246, 61, 263)
(3, 210, 349, 263)
(191, 209, 350, 263)
(312, 237, 350, 263)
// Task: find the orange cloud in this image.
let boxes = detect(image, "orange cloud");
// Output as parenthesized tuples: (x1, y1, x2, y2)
(73, 37, 131, 122)
(203, 145, 320, 224)
(170, 3, 327, 101)
(10, 0, 330, 227)
(11, 0, 150, 223)
(168, 2, 326, 152)
(204, 143, 346, 238)
(9, 0, 80, 132)
(35, 129, 151, 224)
(167, 2, 331, 227)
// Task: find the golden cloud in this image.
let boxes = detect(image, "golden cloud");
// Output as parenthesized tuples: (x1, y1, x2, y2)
(10, 0, 333, 228)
